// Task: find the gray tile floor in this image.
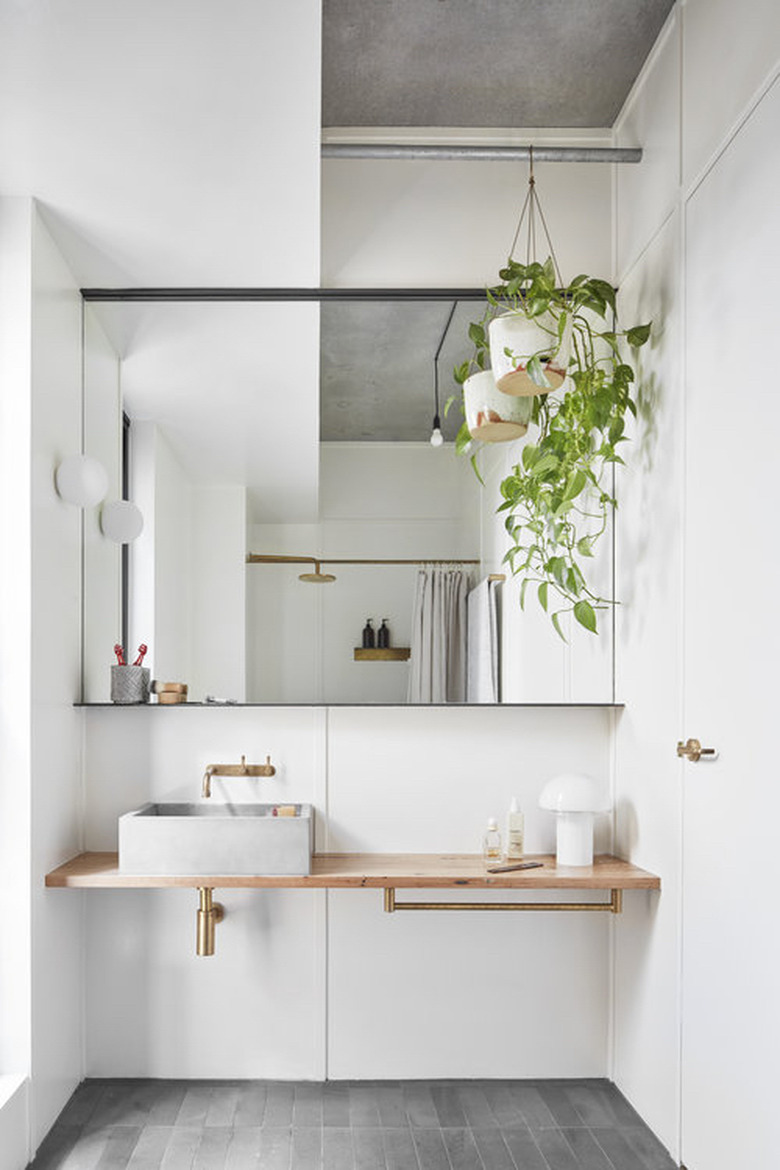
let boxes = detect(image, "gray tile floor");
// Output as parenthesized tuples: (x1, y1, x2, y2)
(28, 1080, 677, 1170)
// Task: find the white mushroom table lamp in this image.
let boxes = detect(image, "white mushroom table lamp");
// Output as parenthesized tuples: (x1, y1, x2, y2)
(539, 773, 611, 867)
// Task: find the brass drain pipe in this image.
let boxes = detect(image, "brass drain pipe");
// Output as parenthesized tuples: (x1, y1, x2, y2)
(196, 888, 224, 956)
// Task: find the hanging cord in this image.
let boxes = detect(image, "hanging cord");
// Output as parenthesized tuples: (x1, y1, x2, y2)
(433, 299, 458, 424)
(505, 145, 563, 285)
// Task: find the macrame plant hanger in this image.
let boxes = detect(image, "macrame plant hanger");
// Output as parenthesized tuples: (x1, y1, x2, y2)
(505, 146, 564, 285)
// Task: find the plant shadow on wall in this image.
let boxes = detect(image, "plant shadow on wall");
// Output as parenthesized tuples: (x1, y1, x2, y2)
(451, 256, 650, 639)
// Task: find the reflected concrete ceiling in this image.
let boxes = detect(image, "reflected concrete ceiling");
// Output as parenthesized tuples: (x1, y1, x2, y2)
(323, 0, 675, 128)
(321, 301, 477, 442)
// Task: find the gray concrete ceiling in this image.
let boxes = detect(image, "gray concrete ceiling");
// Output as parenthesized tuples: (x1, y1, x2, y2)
(321, 301, 479, 442)
(323, 0, 675, 128)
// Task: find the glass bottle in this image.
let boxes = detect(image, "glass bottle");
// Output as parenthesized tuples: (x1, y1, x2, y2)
(482, 817, 502, 866)
(362, 619, 375, 648)
(378, 618, 390, 648)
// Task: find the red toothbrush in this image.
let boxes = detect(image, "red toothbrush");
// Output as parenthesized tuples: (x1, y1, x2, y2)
(113, 644, 126, 665)
(133, 643, 148, 667)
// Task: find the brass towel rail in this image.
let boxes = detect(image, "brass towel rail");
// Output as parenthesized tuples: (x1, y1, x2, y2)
(383, 888, 622, 914)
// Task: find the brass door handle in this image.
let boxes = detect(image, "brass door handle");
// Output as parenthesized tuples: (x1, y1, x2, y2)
(677, 737, 717, 762)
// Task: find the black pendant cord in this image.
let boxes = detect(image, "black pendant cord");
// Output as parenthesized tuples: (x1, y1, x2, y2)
(432, 300, 459, 428)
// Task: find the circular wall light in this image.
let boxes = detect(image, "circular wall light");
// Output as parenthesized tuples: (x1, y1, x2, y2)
(55, 454, 109, 507)
(101, 500, 144, 543)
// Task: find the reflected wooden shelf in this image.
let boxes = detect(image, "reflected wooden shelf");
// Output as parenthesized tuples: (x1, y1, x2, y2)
(353, 647, 411, 662)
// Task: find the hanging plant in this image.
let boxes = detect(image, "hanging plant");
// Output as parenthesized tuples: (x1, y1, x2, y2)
(453, 254, 650, 638)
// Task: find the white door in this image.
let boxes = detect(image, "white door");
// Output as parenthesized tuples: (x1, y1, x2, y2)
(681, 78, 780, 1169)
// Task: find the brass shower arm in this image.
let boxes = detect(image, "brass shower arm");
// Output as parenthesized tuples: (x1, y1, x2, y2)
(247, 554, 482, 568)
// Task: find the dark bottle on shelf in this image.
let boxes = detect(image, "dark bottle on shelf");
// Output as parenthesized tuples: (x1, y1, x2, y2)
(377, 618, 390, 648)
(362, 619, 375, 648)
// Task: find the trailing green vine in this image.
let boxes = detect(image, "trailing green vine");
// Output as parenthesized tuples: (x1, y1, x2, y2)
(453, 257, 650, 638)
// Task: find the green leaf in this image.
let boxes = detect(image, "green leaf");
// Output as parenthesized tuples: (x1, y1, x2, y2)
(468, 322, 486, 348)
(455, 421, 472, 455)
(538, 582, 549, 611)
(531, 452, 560, 477)
(522, 444, 538, 471)
(526, 296, 550, 318)
(564, 469, 587, 501)
(519, 577, 530, 610)
(588, 279, 616, 314)
(626, 322, 651, 347)
(470, 453, 485, 486)
(609, 416, 625, 444)
(551, 611, 567, 642)
(576, 536, 595, 558)
(573, 600, 598, 633)
(527, 354, 552, 389)
(453, 361, 470, 385)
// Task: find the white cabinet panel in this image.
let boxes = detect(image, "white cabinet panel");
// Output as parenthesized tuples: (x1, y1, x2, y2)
(682, 73, 780, 1170)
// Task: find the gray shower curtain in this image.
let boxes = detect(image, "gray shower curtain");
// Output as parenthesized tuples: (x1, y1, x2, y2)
(407, 568, 471, 703)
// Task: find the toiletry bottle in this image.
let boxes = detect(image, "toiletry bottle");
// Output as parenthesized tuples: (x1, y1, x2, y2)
(362, 618, 375, 648)
(378, 618, 390, 648)
(482, 817, 502, 865)
(505, 797, 525, 860)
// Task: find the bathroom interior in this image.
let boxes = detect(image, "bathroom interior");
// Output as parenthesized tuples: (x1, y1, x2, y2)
(0, 2, 778, 1168)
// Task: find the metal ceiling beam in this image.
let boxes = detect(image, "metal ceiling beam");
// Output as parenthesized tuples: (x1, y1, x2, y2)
(322, 143, 642, 163)
(80, 288, 488, 302)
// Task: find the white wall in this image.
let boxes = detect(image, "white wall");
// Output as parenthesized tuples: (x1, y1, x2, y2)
(247, 444, 480, 703)
(83, 704, 617, 1078)
(0, 199, 34, 1166)
(0, 197, 89, 1167)
(612, 14, 684, 1158)
(322, 129, 614, 288)
(192, 485, 247, 702)
(82, 307, 122, 703)
(129, 426, 247, 701)
(611, 2, 780, 1160)
(29, 205, 86, 1152)
(0, 202, 88, 1164)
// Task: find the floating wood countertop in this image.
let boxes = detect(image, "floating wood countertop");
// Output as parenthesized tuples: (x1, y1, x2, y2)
(45, 852, 660, 891)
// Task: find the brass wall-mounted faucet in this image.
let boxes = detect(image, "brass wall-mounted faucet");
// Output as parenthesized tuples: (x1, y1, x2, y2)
(201, 754, 276, 798)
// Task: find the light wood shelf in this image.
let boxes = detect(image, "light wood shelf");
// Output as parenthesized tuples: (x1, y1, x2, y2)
(353, 648, 411, 662)
(45, 852, 660, 892)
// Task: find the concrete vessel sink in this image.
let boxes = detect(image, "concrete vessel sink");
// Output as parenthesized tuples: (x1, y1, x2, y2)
(118, 803, 313, 876)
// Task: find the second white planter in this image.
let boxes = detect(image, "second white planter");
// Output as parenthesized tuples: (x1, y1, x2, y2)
(464, 370, 532, 442)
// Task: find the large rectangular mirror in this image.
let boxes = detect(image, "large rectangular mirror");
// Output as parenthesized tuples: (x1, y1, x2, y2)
(82, 293, 614, 705)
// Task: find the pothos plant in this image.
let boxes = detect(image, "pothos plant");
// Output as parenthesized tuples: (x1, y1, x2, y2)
(451, 257, 650, 639)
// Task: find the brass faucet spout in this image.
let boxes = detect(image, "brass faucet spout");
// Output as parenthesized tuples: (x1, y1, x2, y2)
(202, 766, 216, 799)
(201, 755, 276, 798)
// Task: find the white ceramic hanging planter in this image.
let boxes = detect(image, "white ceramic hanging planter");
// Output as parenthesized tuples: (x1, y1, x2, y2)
(464, 370, 532, 442)
(488, 310, 572, 397)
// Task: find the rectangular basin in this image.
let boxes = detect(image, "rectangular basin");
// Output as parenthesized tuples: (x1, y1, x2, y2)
(118, 803, 313, 876)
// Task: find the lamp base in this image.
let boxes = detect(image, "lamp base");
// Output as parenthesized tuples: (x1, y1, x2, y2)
(556, 812, 595, 867)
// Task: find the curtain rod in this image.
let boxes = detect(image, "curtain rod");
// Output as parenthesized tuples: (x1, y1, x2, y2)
(321, 144, 642, 164)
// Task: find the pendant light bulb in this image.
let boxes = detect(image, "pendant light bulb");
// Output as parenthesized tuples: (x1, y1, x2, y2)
(430, 414, 444, 448)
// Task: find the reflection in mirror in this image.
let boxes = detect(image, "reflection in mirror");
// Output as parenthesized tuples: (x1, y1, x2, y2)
(82, 296, 614, 706)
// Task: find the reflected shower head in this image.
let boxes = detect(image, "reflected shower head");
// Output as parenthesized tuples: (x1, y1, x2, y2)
(299, 561, 336, 583)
